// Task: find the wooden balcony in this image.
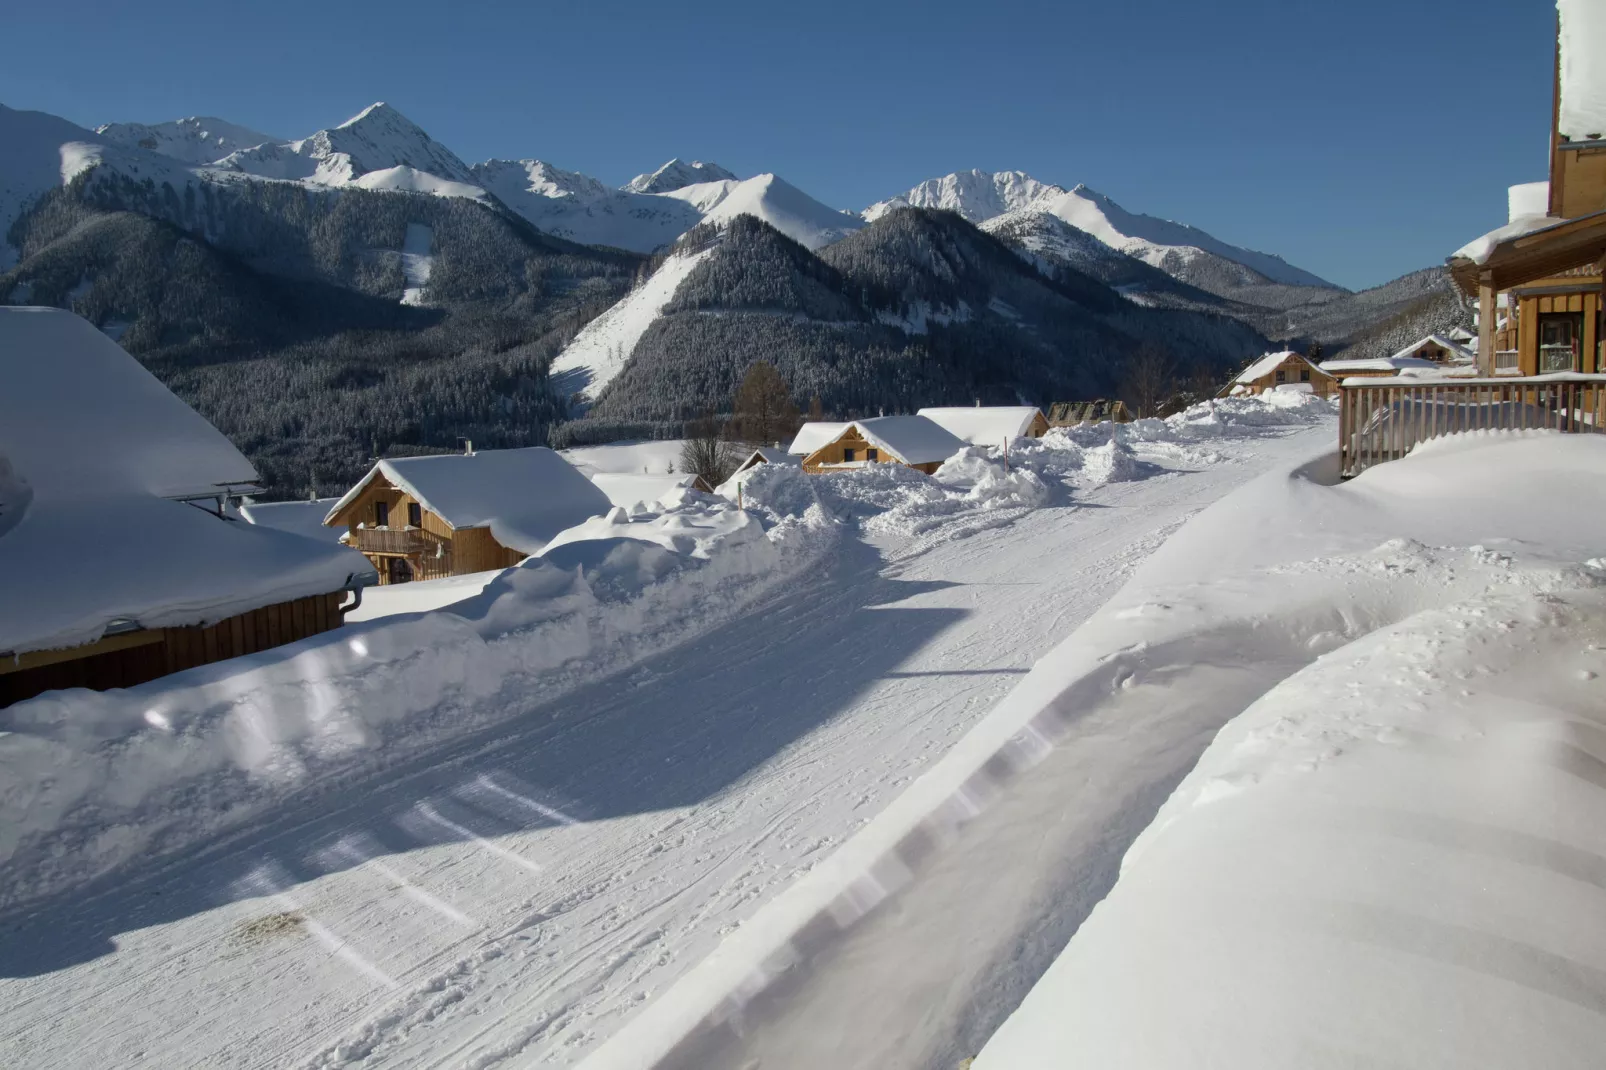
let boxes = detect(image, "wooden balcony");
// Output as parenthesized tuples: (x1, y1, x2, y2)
(1338, 374, 1606, 477)
(350, 526, 447, 557)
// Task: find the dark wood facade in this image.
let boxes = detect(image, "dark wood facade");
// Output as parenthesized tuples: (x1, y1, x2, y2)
(0, 592, 346, 708)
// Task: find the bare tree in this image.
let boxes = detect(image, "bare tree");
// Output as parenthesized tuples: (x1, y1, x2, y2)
(732, 361, 802, 446)
(1120, 344, 1178, 419)
(680, 408, 740, 488)
(807, 394, 825, 422)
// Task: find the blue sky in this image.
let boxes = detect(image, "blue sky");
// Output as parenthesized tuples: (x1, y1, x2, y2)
(2, 0, 1557, 290)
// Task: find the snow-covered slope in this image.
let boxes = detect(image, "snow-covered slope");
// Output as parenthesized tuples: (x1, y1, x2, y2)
(624, 158, 738, 194)
(548, 245, 717, 404)
(95, 116, 279, 165)
(869, 169, 1338, 296)
(864, 169, 1060, 223)
(473, 158, 702, 252)
(661, 174, 862, 250)
(217, 102, 477, 187)
(0, 104, 106, 269)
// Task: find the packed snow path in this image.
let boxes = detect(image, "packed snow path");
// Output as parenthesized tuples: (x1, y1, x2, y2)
(0, 424, 1329, 1069)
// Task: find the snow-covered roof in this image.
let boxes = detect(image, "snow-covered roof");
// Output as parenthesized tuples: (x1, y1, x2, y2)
(326, 447, 610, 556)
(590, 473, 706, 511)
(1445, 326, 1475, 342)
(0, 308, 260, 499)
(1387, 334, 1474, 363)
(787, 422, 849, 455)
(1318, 356, 1440, 374)
(1451, 214, 1563, 264)
(0, 493, 369, 656)
(828, 415, 968, 466)
(1558, 0, 1606, 142)
(916, 406, 1045, 445)
(0, 316, 367, 655)
(1233, 351, 1329, 384)
(238, 498, 348, 545)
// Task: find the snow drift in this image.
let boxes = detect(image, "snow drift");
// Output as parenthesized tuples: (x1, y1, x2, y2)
(0, 498, 836, 911)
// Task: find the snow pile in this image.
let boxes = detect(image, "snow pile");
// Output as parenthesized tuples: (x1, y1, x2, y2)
(1079, 428, 1139, 484)
(1559, 0, 1606, 142)
(590, 473, 708, 513)
(0, 496, 839, 911)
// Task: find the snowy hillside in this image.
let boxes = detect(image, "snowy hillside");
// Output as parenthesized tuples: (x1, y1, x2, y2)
(472, 158, 702, 252)
(624, 158, 738, 194)
(217, 102, 477, 187)
(660, 174, 863, 250)
(0, 104, 105, 269)
(868, 170, 1339, 299)
(549, 245, 716, 404)
(95, 116, 279, 165)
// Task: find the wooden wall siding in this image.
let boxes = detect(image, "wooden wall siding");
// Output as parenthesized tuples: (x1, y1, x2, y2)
(1026, 412, 1051, 437)
(1554, 146, 1606, 219)
(452, 526, 526, 573)
(0, 592, 346, 708)
(1516, 288, 1603, 374)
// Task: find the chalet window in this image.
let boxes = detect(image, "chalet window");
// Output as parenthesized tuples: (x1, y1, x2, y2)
(407, 502, 422, 527)
(1275, 370, 1287, 383)
(1300, 369, 1311, 382)
(1539, 312, 1583, 372)
(866, 448, 879, 461)
(375, 500, 389, 527)
(843, 447, 856, 462)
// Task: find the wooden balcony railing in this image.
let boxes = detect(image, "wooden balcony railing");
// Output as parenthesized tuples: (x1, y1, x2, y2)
(1338, 374, 1606, 477)
(350, 526, 448, 557)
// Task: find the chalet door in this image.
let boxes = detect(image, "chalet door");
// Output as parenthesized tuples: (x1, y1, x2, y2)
(1538, 313, 1582, 372)
(387, 557, 413, 584)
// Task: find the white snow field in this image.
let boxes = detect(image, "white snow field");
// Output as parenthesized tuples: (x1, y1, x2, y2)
(581, 427, 1606, 1070)
(0, 397, 1333, 1069)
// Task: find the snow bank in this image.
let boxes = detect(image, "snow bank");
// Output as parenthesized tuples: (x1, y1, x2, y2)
(0, 498, 838, 911)
(1559, 0, 1606, 142)
(969, 432, 1606, 1068)
(580, 429, 1606, 1070)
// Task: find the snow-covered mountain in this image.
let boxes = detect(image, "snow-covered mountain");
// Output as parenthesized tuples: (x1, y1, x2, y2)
(868, 169, 1339, 298)
(624, 158, 737, 194)
(0, 104, 105, 268)
(865, 169, 1061, 223)
(95, 116, 279, 165)
(659, 174, 863, 250)
(471, 158, 701, 252)
(217, 102, 478, 188)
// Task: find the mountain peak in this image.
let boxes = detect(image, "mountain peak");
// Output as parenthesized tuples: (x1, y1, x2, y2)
(625, 158, 739, 194)
(220, 102, 475, 187)
(94, 115, 279, 166)
(864, 170, 1065, 224)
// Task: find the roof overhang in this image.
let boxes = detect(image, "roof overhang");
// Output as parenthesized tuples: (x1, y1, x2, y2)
(1448, 210, 1606, 296)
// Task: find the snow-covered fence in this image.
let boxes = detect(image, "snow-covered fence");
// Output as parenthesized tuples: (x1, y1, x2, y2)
(1338, 374, 1606, 476)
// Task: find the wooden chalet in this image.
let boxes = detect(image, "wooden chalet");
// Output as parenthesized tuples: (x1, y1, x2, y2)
(326, 446, 610, 584)
(730, 446, 798, 476)
(800, 415, 966, 475)
(1317, 355, 1442, 380)
(1048, 400, 1131, 426)
(1222, 351, 1337, 398)
(0, 308, 374, 708)
(1340, 2, 1606, 477)
(1390, 334, 1475, 365)
(916, 406, 1050, 445)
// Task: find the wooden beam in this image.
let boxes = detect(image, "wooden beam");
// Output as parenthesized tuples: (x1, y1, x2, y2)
(1478, 273, 1497, 376)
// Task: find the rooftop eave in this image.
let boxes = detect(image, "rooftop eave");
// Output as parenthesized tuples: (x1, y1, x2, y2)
(1448, 209, 1606, 297)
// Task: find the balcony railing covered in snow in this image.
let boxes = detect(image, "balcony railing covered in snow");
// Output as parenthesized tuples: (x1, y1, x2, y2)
(1338, 374, 1606, 477)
